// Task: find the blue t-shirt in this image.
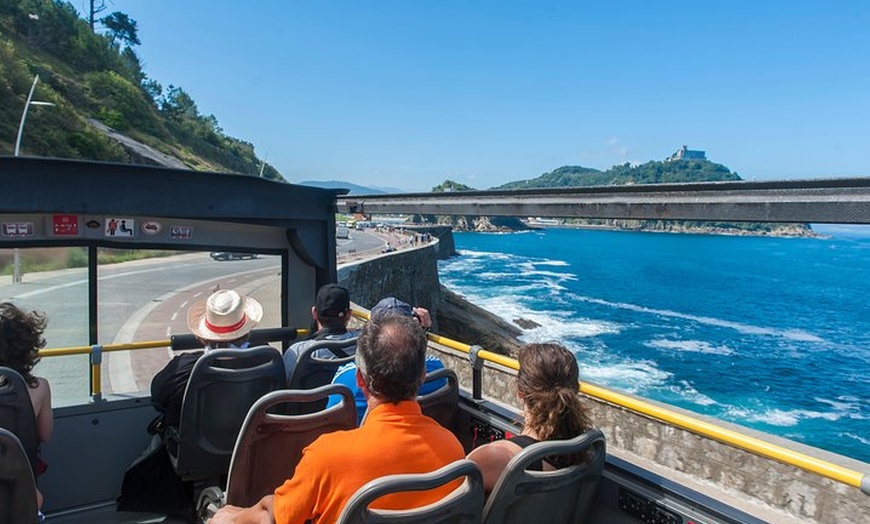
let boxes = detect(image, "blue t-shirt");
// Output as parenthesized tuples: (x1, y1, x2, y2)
(326, 355, 446, 424)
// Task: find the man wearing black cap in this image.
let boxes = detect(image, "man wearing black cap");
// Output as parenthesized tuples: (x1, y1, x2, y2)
(283, 284, 358, 382)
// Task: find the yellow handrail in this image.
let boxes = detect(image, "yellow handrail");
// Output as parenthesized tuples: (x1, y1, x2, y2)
(39, 330, 310, 399)
(426, 330, 867, 492)
(37, 319, 867, 492)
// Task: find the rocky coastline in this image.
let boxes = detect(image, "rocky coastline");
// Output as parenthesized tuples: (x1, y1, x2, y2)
(424, 215, 818, 238)
(435, 286, 524, 356)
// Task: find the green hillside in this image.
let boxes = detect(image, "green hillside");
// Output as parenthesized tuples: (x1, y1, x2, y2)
(0, 0, 281, 179)
(428, 159, 813, 236)
(495, 160, 741, 190)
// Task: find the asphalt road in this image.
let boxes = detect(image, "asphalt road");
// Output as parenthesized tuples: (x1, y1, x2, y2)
(0, 230, 392, 405)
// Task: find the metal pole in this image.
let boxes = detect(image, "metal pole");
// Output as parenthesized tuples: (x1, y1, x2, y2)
(11, 76, 39, 284)
(14, 75, 39, 157)
(12, 75, 54, 284)
(12, 249, 20, 284)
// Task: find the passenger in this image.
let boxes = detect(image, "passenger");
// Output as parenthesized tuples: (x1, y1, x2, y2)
(282, 284, 356, 383)
(467, 342, 593, 495)
(0, 302, 52, 510)
(326, 296, 445, 424)
(0, 302, 53, 445)
(210, 315, 465, 524)
(150, 288, 262, 431)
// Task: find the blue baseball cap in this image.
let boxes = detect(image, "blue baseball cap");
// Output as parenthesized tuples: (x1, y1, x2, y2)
(370, 297, 414, 321)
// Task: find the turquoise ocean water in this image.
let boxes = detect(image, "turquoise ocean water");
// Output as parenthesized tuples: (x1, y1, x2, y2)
(438, 225, 870, 463)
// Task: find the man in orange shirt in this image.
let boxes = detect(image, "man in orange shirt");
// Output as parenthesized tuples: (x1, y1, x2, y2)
(210, 314, 464, 524)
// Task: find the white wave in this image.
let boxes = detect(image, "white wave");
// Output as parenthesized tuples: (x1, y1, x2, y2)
(454, 249, 516, 260)
(645, 339, 734, 356)
(578, 359, 671, 394)
(577, 296, 825, 343)
(477, 271, 522, 280)
(724, 407, 844, 427)
(533, 260, 570, 267)
(813, 397, 869, 419)
(515, 265, 578, 281)
(841, 433, 870, 446)
(669, 380, 718, 406)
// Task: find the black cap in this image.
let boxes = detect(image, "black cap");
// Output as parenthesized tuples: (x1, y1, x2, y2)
(315, 284, 350, 318)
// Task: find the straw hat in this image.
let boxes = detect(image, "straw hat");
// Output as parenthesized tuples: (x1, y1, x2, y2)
(187, 289, 263, 341)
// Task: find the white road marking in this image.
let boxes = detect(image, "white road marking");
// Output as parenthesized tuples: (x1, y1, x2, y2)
(106, 266, 276, 394)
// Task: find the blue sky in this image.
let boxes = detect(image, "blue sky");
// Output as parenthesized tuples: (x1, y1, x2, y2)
(93, 1, 868, 191)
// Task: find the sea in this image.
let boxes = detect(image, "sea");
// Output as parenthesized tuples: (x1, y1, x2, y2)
(437, 224, 870, 463)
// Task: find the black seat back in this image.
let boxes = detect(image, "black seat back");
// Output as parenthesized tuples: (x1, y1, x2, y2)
(285, 338, 357, 414)
(225, 385, 357, 507)
(0, 367, 38, 472)
(417, 368, 459, 431)
(482, 429, 606, 524)
(0, 427, 39, 524)
(336, 459, 485, 524)
(167, 346, 285, 481)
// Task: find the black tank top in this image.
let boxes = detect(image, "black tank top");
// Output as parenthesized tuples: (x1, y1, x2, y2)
(507, 435, 544, 471)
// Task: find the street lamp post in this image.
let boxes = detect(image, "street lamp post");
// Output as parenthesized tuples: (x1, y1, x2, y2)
(12, 74, 56, 283)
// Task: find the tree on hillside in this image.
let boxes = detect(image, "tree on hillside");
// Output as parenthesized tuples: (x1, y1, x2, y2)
(101, 11, 139, 47)
(432, 179, 475, 192)
(88, 0, 108, 30)
(161, 85, 199, 120)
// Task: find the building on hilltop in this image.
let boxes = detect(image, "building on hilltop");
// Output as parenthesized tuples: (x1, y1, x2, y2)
(667, 145, 706, 161)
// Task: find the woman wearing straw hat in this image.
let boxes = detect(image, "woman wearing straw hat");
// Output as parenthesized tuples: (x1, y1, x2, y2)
(150, 289, 263, 430)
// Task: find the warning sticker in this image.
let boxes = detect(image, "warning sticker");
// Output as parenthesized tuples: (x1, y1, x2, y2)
(52, 215, 79, 236)
(170, 226, 193, 240)
(105, 218, 135, 237)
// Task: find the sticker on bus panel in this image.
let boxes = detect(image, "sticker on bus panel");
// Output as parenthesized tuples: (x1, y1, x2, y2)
(1, 222, 34, 237)
(52, 214, 79, 236)
(106, 218, 135, 237)
(141, 221, 162, 235)
(170, 226, 193, 240)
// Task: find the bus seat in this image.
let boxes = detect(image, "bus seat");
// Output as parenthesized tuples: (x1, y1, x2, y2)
(0, 428, 39, 524)
(335, 459, 485, 524)
(0, 367, 39, 473)
(417, 368, 459, 431)
(165, 346, 285, 482)
(285, 338, 358, 414)
(226, 385, 357, 507)
(482, 429, 606, 524)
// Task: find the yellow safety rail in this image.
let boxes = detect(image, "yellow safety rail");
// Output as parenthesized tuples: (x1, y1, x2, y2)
(39, 331, 309, 399)
(424, 330, 868, 493)
(39, 314, 867, 493)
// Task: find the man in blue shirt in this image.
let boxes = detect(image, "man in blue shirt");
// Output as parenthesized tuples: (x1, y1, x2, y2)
(327, 297, 446, 423)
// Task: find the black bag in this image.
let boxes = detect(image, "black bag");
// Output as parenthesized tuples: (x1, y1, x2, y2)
(116, 435, 193, 517)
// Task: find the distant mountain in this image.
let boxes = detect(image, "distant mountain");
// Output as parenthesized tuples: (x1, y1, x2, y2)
(298, 180, 388, 195)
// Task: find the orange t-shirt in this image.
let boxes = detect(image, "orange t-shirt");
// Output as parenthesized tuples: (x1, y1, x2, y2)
(273, 400, 464, 524)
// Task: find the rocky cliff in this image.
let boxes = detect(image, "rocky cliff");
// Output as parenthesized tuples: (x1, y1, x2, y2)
(338, 234, 522, 355)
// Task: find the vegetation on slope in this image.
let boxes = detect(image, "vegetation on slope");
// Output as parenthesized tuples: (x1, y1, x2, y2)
(495, 160, 740, 190)
(0, 0, 281, 179)
(428, 159, 812, 236)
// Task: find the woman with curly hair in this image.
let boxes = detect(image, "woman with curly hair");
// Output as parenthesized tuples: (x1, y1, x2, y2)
(468, 342, 593, 494)
(0, 302, 53, 444)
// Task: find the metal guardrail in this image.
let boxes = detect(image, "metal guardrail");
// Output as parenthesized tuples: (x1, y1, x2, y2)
(39, 328, 309, 401)
(421, 326, 870, 495)
(39, 312, 868, 494)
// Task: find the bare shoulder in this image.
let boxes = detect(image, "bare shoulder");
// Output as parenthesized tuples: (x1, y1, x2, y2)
(31, 377, 52, 403)
(467, 439, 522, 465)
